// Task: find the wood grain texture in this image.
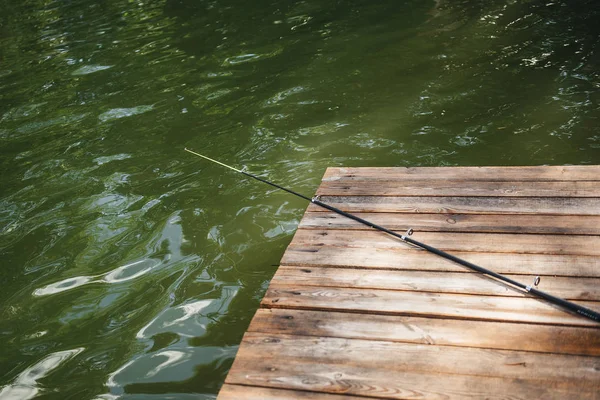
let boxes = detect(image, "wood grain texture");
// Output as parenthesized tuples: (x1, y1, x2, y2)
(271, 266, 600, 300)
(289, 229, 600, 256)
(227, 356, 599, 400)
(263, 285, 600, 327)
(218, 384, 366, 399)
(281, 245, 600, 277)
(237, 333, 600, 383)
(317, 179, 600, 197)
(299, 211, 600, 235)
(218, 165, 600, 400)
(248, 309, 600, 356)
(323, 165, 600, 181)
(307, 195, 600, 215)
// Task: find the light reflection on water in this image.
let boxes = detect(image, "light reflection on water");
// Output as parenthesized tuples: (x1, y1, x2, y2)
(0, 348, 84, 400)
(0, 0, 598, 398)
(33, 259, 161, 296)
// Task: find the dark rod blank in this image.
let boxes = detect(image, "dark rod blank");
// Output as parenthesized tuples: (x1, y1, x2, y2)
(184, 148, 600, 323)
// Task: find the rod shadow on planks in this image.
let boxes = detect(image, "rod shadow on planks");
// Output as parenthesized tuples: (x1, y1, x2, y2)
(184, 148, 600, 323)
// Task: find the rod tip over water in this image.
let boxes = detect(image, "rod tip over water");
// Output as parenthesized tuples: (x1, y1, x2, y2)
(183, 148, 243, 173)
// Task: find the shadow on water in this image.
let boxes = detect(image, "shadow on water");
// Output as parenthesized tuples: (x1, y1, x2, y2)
(0, 0, 598, 398)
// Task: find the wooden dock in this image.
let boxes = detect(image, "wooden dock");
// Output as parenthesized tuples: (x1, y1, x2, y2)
(218, 166, 600, 400)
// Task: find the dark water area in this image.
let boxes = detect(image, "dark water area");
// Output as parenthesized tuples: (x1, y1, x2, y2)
(0, 0, 598, 398)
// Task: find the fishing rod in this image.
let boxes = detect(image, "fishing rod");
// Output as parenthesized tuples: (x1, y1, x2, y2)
(184, 148, 600, 323)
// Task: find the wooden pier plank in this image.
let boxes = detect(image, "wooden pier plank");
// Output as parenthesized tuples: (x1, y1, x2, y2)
(270, 266, 600, 300)
(218, 385, 365, 400)
(263, 285, 600, 327)
(281, 246, 600, 277)
(289, 229, 600, 256)
(218, 165, 600, 399)
(322, 165, 600, 181)
(237, 333, 600, 383)
(317, 179, 600, 197)
(226, 358, 598, 400)
(307, 195, 600, 215)
(248, 309, 600, 356)
(299, 211, 600, 235)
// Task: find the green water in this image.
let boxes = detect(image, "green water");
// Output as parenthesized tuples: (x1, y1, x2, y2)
(0, 0, 598, 398)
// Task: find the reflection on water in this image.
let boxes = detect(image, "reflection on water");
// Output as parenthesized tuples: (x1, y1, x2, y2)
(0, 0, 598, 398)
(33, 259, 160, 296)
(222, 46, 283, 66)
(98, 106, 154, 123)
(0, 348, 84, 400)
(137, 286, 237, 340)
(72, 65, 113, 76)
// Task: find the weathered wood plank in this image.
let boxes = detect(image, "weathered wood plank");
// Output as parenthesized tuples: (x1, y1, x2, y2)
(299, 212, 600, 235)
(248, 309, 600, 356)
(227, 356, 598, 400)
(323, 166, 600, 182)
(289, 229, 600, 256)
(218, 385, 364, 399)
(263, 285, 600, 327)
(307, 196, 600, 215)
(271, 266, 600, 300)
(317, 179, 600, 197)
(219, 165, 600, 400)
(281, 245, 600, 277)
(238, 333, 600, 384)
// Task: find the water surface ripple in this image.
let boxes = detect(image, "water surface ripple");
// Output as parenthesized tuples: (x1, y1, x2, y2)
(0, 0, 598, 398)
